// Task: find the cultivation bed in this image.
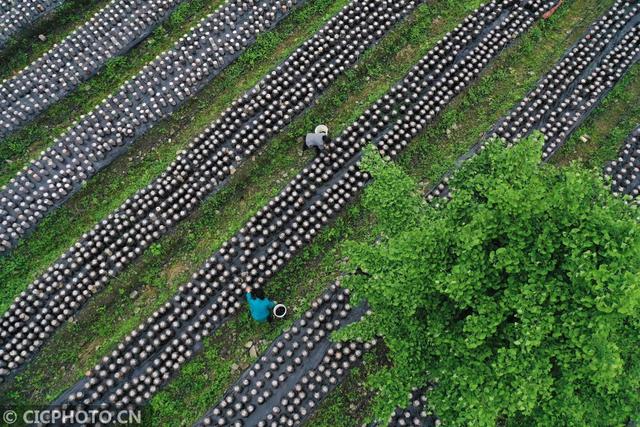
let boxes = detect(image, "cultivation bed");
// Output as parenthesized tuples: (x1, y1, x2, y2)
(0, 0, 193, 139)
(0, 0, 66, 48)
(606, 125, 640, 198)
(0, 0, 307, 253)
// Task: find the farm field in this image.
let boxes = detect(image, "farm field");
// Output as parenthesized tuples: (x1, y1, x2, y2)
(1, 0, 639, 426)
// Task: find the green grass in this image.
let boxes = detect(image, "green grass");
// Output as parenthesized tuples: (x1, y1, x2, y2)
(0, 0, 229, 181)
(2, 0, 637, 425)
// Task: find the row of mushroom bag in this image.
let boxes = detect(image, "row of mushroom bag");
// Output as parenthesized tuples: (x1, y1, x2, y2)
(1, 0, 190, 137)
(0, 0, 305, 252)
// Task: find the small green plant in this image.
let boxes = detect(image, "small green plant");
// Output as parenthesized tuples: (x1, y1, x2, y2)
(149, 243, 163, 257)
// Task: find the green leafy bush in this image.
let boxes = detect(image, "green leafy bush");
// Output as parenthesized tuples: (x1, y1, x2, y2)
(337, 135, 640, 426)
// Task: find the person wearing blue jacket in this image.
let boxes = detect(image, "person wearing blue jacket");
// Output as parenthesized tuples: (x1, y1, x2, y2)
(245, 286, 276, 323)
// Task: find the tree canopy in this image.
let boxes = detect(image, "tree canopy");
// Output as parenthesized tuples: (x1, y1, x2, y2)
(337, 135, 640, 426)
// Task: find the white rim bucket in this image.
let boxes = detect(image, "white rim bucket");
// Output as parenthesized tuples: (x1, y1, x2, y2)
(314, 124, 328, 135)
(273, 303, 287, 319)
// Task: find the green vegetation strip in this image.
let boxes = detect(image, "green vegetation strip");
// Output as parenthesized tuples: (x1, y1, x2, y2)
(0, 0, 228, 181)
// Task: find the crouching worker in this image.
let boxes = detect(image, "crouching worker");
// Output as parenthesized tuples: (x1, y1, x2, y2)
(245, 286, 276, 323)
(303, 124, 330, 155)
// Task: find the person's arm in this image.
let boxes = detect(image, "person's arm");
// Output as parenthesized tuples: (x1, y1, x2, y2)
(245, 287, 255, 302)
(268, 300, 276, 310)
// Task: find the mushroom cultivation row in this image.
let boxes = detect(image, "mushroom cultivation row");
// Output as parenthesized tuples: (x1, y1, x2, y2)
(0, 0, 65, 48)
(1, 0, 192, 139)
(193, 3, 640, 425)
(0, 0, 306, 253)
(43, 0, 558, 417)
(0, 0, 422, 382)
(193, 283, 373, 427)
(492, 0, 640, 159)
(606, 125, 640, 199)
(429, 0, 640, 200)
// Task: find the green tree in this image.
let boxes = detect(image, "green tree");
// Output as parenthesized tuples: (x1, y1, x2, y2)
(337, 135, 640, 426)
